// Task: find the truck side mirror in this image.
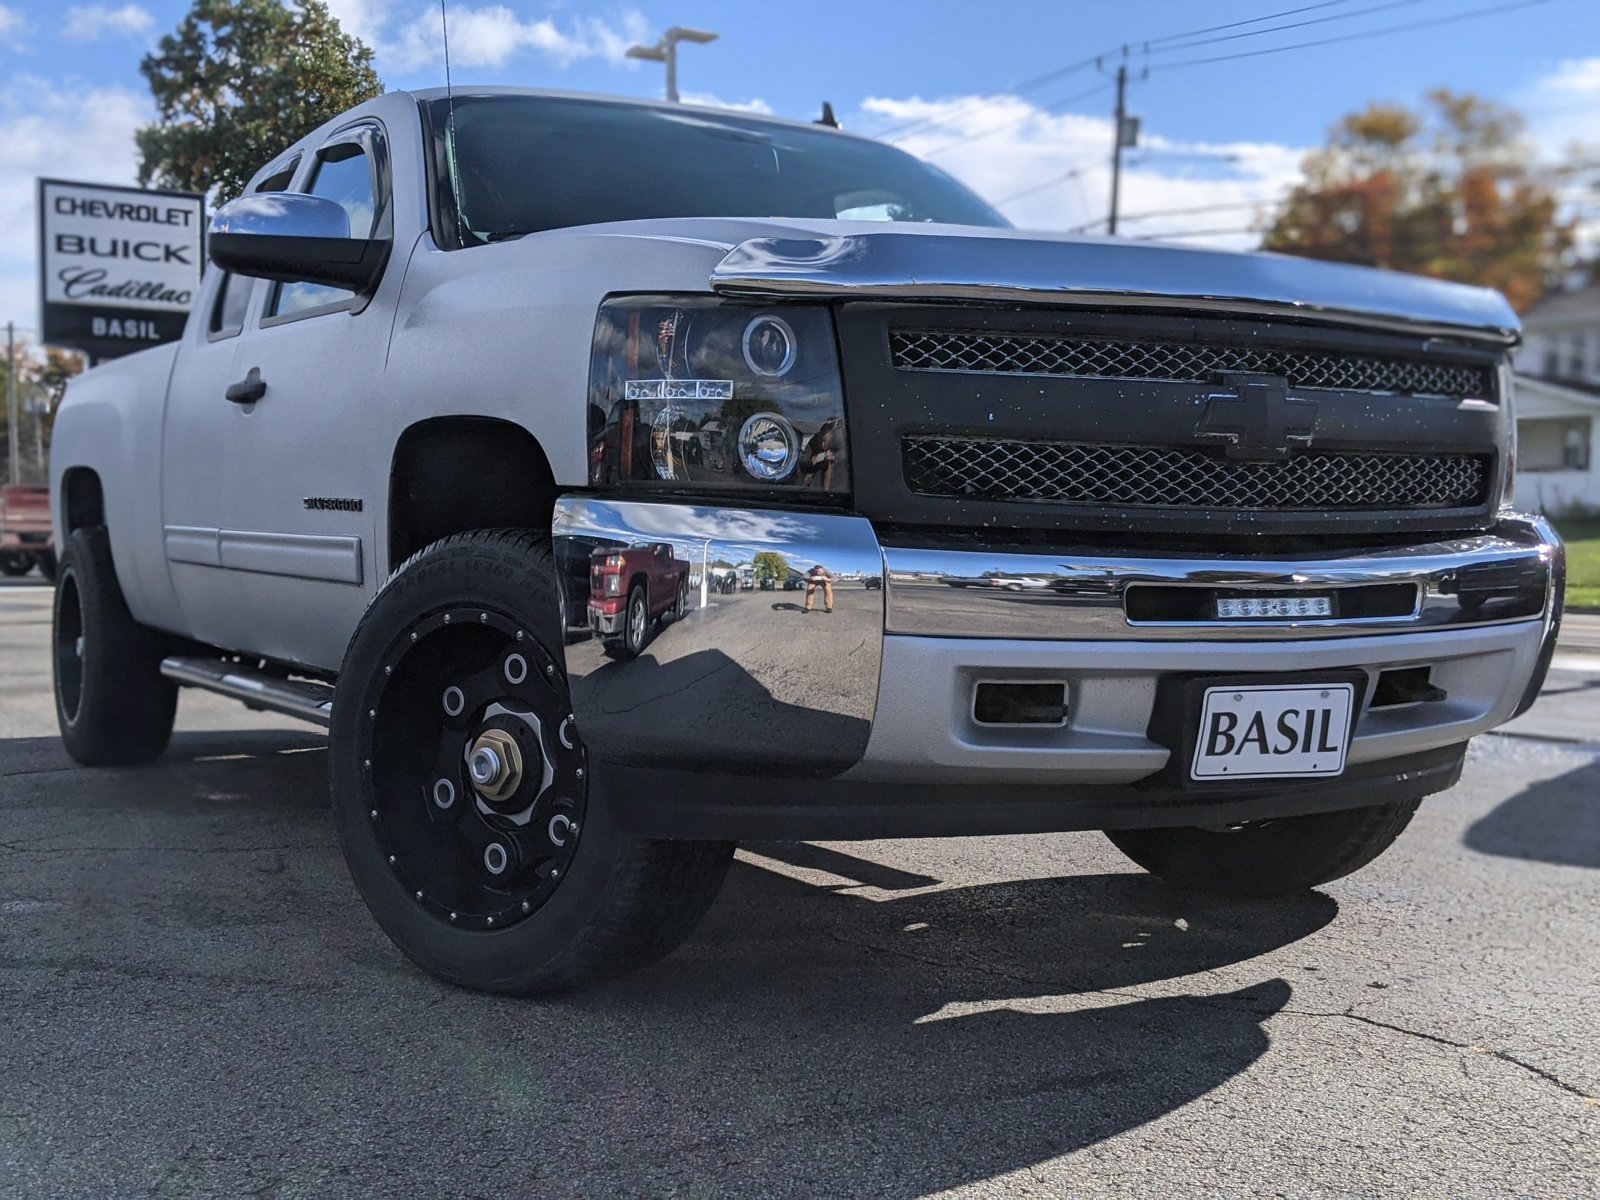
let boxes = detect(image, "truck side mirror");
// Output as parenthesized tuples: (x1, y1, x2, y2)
(209, 193, 391, 292)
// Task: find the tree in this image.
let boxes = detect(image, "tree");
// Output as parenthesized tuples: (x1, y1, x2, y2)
(2, 341, 85, 484)
(752, 551, 791, 582)
(136, 0, 382, 202)
(1262, 90, 1572, 312)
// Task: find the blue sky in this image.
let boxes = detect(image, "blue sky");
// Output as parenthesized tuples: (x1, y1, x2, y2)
(2, 0, 1598, 327)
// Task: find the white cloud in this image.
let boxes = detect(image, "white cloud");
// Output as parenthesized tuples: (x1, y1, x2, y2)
(0, 76, 153, 330)
(322, 0, 391, 49)
(62, 4, 155, 41)
(0, 4, 28, 50)
(386, 4, 649, 71)
(678, 92, 773, 115)
(862, 94, 1306, 251)
(1513, 57, 1600, 259)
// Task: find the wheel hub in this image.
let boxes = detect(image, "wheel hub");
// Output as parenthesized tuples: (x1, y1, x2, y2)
(361, 606, 587, 931)
(467, 728, 523, 801)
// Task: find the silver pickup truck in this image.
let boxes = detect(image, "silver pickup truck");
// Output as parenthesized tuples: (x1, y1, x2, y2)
(48, 87, 1564, 995)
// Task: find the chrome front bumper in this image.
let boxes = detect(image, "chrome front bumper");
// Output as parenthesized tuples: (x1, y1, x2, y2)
(553, 498, 1562, 793)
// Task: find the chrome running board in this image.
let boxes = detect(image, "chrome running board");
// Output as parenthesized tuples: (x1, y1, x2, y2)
(160, 656, 334, 728)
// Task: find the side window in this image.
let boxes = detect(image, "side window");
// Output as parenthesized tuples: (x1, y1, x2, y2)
(268, 141, 379, 319)
(209, 273, 251, 338)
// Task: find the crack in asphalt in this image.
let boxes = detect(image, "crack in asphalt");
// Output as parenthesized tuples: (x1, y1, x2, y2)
(1325, 1009, 1599, 1103)
(586, 659, 734, 718)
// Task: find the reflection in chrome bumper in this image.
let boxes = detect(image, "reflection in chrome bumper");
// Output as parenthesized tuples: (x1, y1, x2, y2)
(553, 500, 1561, 796)
(553, 496, 886, 774)
(884, 515, 1561, 641)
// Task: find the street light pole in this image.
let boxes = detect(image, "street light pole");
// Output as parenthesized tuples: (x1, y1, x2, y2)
(626, 26, 719, 103)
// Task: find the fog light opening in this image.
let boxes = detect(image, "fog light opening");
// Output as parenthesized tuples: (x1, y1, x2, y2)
(973, 681, 1069, 727)
(1370, 666, 1447, 709)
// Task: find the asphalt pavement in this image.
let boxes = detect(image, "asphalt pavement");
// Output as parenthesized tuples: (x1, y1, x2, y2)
(1, 573, 1597, 1197)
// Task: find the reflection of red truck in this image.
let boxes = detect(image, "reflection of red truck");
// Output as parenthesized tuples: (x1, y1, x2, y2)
(588, 542, 691, 659)
(0, 485, 54, 579)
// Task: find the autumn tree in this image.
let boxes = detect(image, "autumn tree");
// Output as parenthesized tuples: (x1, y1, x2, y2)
(136, 0, 382, 202)
(1, 342, 85, 484)
(1263, 90, 1571, 311)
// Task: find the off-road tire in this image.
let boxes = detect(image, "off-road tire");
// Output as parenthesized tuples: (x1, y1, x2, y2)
(35, 548, 57, 582)
(53, 526, 177, 765)
(330, 529, 734, 995)
(1105, 799, 1422, 898)
(0, 550, 32, 577)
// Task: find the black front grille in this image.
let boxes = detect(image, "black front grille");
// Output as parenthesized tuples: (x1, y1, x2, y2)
(902, 436, 1490, 512)
(889, 329, 1493, 401)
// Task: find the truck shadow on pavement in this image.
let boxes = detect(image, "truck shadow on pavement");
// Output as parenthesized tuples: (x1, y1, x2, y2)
(1462, 756, 1600, 868)
(0, 728, 1331, 1195)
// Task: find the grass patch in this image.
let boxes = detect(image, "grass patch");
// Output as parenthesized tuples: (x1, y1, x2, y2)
(1552, 517, 1600, 609)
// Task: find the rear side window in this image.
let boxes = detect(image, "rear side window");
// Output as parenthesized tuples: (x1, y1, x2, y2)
(268, 143, 378, 318)
(210, 273, 250, 338)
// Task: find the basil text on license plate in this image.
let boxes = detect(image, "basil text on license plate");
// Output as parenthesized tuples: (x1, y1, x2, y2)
(1190, 683, 1356, 781)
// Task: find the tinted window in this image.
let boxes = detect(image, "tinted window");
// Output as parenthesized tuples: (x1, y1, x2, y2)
(210, 273, 251, 337)
(269, 143, 378, 317)
(429, 95, 1006, 244)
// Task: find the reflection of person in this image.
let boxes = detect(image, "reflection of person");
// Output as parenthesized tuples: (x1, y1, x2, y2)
(803, 564, 834, 614)
(801, 419, 844, 490)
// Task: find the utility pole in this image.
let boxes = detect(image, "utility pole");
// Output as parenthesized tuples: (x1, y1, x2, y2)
(1107, 63, 1128, 236)
(5, 322, 17, 488)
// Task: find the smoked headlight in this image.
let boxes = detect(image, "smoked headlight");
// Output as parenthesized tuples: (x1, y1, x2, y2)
(587, 297, 848, 496)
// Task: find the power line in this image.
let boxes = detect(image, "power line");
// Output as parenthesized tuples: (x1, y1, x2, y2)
(1144, 0, 1424, 55)
(992, 163, 1098, 207)
(1138, 0, 1354, 46)
(916, 82, 1112, 159)
(876, 0, 1359, 142)
(1158, 0, 1553, 71)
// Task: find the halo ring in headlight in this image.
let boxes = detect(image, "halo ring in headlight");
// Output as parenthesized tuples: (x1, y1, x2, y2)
(737, 412, 800, 481)
(742, 315, 797, 378)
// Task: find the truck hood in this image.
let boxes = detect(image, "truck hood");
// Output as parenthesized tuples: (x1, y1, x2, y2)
(711, 220, 1520, 345)
(548, 216, 1518, 345)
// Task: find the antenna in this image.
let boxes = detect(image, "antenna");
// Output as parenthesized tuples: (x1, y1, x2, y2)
(440, 0, 464, 246)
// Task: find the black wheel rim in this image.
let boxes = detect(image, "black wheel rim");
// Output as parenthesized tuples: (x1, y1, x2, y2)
(54, 570, 85, 725)
(361, 607, 587, 930)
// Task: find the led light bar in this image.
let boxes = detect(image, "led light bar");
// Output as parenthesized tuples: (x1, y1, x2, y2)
(1216, 595, 1334, 620)
(624, 379, 734, 401)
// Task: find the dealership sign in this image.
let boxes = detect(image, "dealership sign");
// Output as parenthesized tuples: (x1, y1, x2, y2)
(38, 178, 205, 361)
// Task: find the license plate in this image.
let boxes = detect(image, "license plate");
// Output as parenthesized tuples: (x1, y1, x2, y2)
(1190, 683, 1355, 781)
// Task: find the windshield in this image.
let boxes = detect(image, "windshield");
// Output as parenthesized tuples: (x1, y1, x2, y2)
(425, 94, 1007, 244)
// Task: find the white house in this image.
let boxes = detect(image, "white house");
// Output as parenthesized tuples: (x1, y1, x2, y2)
(1513, 282, 1600, 514)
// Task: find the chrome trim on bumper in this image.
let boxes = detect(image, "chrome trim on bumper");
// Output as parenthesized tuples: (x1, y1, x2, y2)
(553, 496, 886, 774)
(884, 515, 1559, 641)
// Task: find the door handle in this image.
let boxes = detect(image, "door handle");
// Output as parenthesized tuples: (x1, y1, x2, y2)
(225, 368, 266, 405)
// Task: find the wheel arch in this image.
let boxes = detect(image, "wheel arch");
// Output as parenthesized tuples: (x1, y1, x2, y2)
(59, 466, 106, 535)
(388, 417, 558, 574)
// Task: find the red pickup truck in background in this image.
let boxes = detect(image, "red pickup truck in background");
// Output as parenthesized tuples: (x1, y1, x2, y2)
(0, 485, 53, 579)
(589, 542, 691, 659)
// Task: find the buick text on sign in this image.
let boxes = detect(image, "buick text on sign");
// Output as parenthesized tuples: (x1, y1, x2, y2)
(38, 178, 205, 362)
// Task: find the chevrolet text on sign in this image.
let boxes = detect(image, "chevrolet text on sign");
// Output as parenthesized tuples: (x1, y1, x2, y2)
(38, 178, 205, 361)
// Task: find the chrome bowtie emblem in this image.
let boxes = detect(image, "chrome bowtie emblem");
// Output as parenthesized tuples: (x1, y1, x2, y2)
(1195, 372, 1319, 461)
